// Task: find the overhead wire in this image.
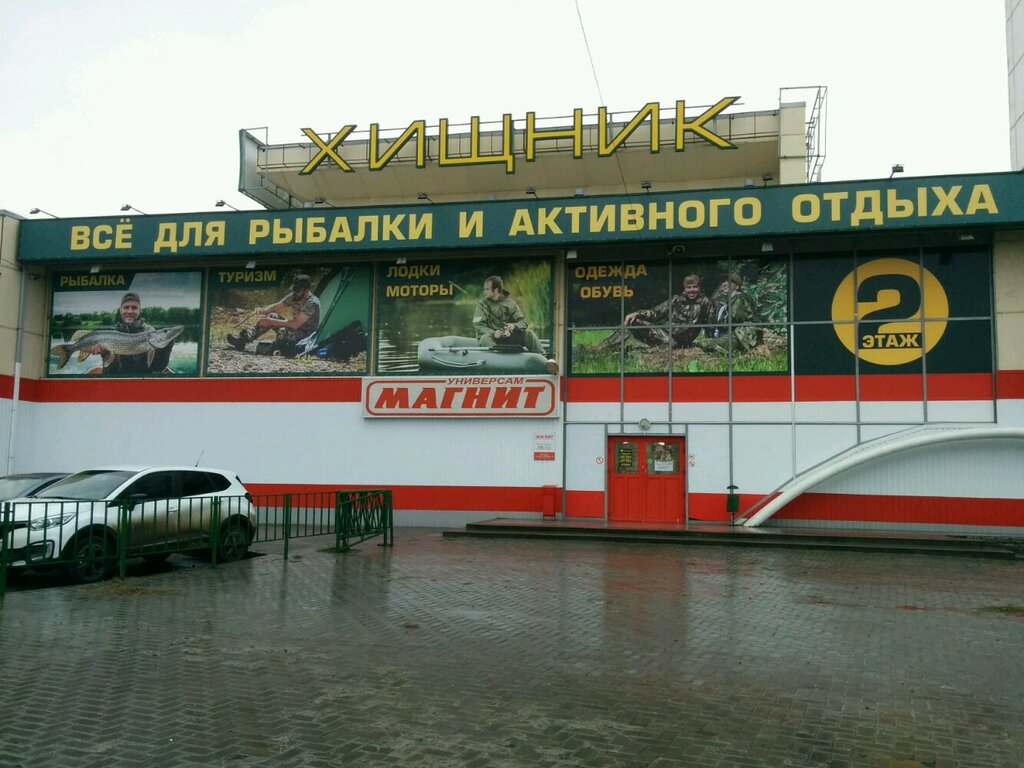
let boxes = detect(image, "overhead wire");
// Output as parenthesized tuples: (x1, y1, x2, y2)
(573, 0, 632, 199)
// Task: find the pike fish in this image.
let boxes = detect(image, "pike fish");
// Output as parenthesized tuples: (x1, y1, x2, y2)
(51, 326, 185, 369)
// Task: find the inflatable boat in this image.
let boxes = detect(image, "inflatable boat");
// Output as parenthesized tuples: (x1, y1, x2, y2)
(417, 336, 553, 374)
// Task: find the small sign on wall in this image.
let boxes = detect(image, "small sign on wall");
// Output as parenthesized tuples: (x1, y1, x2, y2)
(534, 432, 556, 460)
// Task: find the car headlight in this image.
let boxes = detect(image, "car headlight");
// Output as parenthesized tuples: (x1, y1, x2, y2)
(28, 512, 78, 531)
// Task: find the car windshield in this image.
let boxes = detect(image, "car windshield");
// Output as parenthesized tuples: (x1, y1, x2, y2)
(0, 476, 50, 500)
(34, 470, 137, 501)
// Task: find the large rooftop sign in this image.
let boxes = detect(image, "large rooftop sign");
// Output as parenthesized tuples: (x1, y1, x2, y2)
(298, 98, 741, 176)
(17, 173, 1021, 262)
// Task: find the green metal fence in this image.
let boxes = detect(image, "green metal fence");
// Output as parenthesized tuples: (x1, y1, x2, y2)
(0, 488, 392, 596)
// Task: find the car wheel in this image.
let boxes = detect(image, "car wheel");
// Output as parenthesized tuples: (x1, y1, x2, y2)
(64, 530, 116, 584)
(218, 521, 250, 563)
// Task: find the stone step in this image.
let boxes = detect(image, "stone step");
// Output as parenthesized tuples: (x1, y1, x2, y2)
(443, 521, 1021, 559)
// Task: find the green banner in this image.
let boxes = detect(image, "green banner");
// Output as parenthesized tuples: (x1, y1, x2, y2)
(17, 172, 1023, 261)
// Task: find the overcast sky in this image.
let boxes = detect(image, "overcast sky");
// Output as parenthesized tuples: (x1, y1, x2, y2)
(0, 0, 1011, 219)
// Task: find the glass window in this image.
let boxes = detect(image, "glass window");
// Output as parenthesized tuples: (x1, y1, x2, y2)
(36, 470, 137, 501)
(180, 471, 216, 497)
(647, 442, 678, 474)
(122, 471, 175, 501)
(614, 442, 639, 474)
(203, 472, 231, 493)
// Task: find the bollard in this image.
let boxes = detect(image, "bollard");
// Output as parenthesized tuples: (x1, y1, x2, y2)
(726, 484, 740, 524)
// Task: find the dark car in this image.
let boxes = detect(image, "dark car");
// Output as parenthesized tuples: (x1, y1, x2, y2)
(0, 473, 68, 502)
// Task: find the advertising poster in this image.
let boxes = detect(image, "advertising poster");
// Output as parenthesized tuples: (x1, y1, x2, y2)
(48, 270, 202, 377)
(376, 257, 554, 375)
(792, 248, 993, 375)
(568, 257, 789, 374)
(205, 264, 371, 376)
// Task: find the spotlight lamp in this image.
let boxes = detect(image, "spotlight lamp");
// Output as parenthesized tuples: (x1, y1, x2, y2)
(120, 204, 148, 215)
(525, 187, 538, 198)
(417, 192, 433, 203)
(215, 200, 239, 211)
(890, 164, 904, 179)
(29, 208, 58, 218)
(640, 181, 652, 192)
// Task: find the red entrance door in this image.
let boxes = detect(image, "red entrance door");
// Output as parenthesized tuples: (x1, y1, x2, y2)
(607, 437, 686, 523)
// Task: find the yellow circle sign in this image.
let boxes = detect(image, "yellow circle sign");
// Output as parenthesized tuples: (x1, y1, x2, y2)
(831, 258, 949, 366)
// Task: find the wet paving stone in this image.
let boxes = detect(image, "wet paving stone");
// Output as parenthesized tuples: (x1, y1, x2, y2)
(1, 530, 1022, 767)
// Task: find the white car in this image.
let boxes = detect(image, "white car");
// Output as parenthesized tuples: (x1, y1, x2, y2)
(1, 466, 256, 583)
(0, 472, 68, 501)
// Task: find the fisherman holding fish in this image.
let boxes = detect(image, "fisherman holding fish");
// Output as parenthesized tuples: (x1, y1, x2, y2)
(89, 292, 176, 374)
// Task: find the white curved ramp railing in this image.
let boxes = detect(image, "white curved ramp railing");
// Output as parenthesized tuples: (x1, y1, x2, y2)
(742, 425, 1024, 527)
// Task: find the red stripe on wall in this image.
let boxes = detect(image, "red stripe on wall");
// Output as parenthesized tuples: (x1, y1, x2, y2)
(247, 483, 563, 513)
(79, 476, 1017, 529)
(857, 374, 924, 401)
(565, 490, 605, 518)
(2, 370, 1021, 404)
(997, 370, 1024, 398)
(574, 373, 1004, 403)
(776, 492, 1024, 528)
(687, 492, 753, 523)
(18, 376, 363, 403)
(794, 375, 857, 401)
(928, 373, 995, 400)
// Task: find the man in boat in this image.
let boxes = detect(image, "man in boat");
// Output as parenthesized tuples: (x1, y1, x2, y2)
(596, 273, 714, 351)
(473, 275, 558, 374)
(226, 274, 321, 357)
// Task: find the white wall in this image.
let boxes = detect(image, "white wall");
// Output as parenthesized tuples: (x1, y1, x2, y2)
(9, 399, 562, 489)
(815, 437, 1024, 498)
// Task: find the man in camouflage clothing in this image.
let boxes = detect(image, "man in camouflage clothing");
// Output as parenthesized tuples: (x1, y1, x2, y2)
(696, 272, 763, 355)
(598, 274, 714, 350)
(474, 275, 558, 374)
(227, 274, 321, 356)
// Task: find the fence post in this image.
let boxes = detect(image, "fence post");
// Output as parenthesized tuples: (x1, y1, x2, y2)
(333, 491, 343, 553)
(1, 505, 10, 598)
(283, 494, 292, 561)
(210, 497, 221, 568)
(118, 503, 131, 578)
(385, 490, 394, 547)
(339, 492, 351, 552)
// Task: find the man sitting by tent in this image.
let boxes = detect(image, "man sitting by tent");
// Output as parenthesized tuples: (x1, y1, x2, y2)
(227, 274, 320, 357)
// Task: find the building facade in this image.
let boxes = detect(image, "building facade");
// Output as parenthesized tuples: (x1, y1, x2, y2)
(3, 93, 1023, 533)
